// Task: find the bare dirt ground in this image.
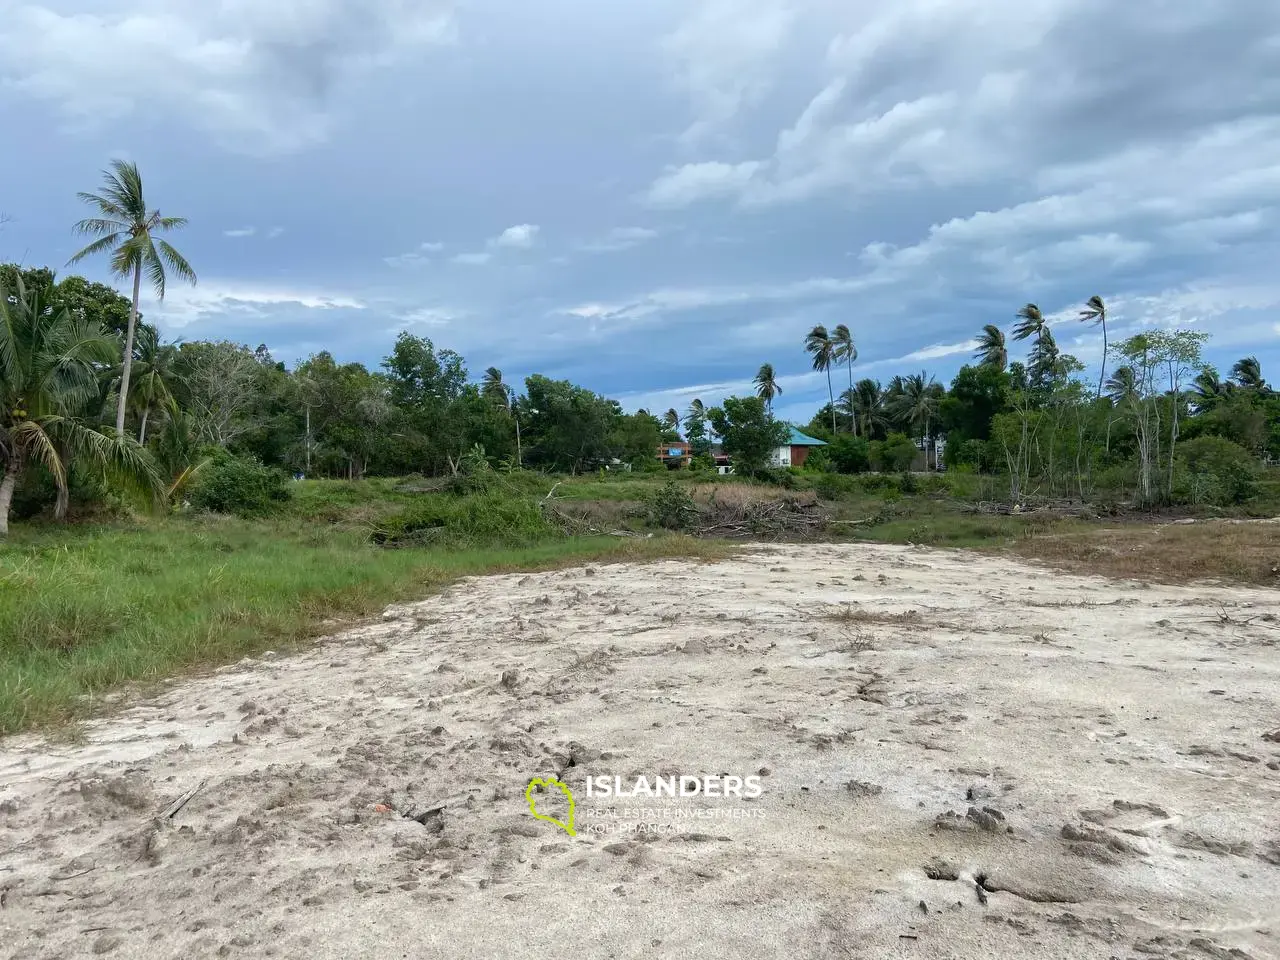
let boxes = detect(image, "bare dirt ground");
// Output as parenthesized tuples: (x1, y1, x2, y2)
(2, 544, 1279, 960)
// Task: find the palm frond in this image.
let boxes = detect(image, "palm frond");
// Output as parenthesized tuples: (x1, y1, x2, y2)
(156, 239, 196, 286)
(67, 233, 124, 266)
(74, 191, 129, 221)
(10, 419, 67, 489)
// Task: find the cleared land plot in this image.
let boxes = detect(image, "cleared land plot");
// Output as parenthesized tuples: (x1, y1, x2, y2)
(2, 543, 1278, 959)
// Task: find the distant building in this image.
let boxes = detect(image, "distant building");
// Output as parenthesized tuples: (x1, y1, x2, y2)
(771, 428, 827, 468)
(657, 441, 691, 468)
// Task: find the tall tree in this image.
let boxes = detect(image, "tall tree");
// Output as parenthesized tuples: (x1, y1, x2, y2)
(0, 277, 159, 535)
(1012, 303, 1046, 344)
(1230, 356, 1266, 392)
(1079, 295, 1108, 399)
(974, 324, 1008, 371)
(1191, 367, 1232, 412)
(482, 367, 511, 408)
(753, 363, 783, 412)
(851, 378, 885, 439)
(662, 408, 680, 432)
(706, 397, 788, 476)
(831, 324, 857, 432)
(68, 160, 196, 435)
(805, 324, 837, 432)
(888, 372, 941, 468)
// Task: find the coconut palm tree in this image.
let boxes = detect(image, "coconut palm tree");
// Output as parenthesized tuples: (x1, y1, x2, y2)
(831, 324, 857, 432)
(888, 372, 940, 468)
(128, 324, 181, 445)
(1012, 303, 1046, 344)
(1230, 356, 1266, 392)
(974, 324, 1008, 371)
(482, 367, 511, 407)
(662, 408, 680, 431)
(1104, 366, 1138, 406)
(1079, 295, 1108, 399)
(68, 160, 196, 435)
(850, 378, 885, 438)
(1191, 367, 1233, 412)
(753, 363, 783, 412)
(1028, 327, 1061, 388)
(0, 277, 161, 535)
(805, 324, 837, 432)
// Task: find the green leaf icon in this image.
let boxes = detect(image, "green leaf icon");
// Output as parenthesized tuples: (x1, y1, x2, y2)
(525, 777, 576, 836)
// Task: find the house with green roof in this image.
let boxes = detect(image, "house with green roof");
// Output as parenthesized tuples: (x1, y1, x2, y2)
(771, 427, 826, 469)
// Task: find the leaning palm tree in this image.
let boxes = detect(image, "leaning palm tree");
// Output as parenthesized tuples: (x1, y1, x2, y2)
(1230, 356, 1265, 392)
(1013, 303, 1046, 344)
(831, 324, 857, 432)
(1028, 327, 1061, 389)
(662, 408, 680, 431)
(753, 363, 783, 412)
(68, 160, 196, 435)
(482, 367, 511, 408)
(974, 324, 1008, 371)
(1191, 367, 1233, 413)
(805, 324, 837, 432)
(0, 277, 161, 535)
(1079, 295, 1108, 399)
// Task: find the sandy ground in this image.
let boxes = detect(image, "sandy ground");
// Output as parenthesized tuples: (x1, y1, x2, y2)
(2, 543, 1279, 960)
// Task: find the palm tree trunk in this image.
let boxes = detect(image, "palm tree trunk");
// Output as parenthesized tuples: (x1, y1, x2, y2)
(826, 369, 836, 432)
(846, 361, 855, 434)
(0, 455, 21, 538)
(116, 262, 142, 435)
(1097, 319, 1108, 401)
(139, 408, 150, 446)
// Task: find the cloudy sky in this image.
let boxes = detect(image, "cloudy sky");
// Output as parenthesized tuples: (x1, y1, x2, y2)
(1, 0, 1278, 423)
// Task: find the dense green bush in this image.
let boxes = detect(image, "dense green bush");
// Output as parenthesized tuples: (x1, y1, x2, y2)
(1174, 436, 1258, 506)
(870, 434, 919, 472)
(827, 434, 870, 473)
(802, 448, 832, 473)
(187, 451, 292, 517)
(646, 479, 700, 531)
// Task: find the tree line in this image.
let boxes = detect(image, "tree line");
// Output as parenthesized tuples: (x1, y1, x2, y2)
(2, 160, 1275, 535)
(734, 304, 1275, 506)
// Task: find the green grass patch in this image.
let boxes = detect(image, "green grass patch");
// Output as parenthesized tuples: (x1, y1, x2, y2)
(0, 515, 729, 735)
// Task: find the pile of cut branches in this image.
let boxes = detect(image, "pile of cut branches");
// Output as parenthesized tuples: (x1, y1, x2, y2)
(698, 492, 830, 540)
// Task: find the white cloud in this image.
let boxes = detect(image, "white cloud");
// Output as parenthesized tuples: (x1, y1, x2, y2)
(646, 161, 761, 207)
(389, 306, 455, 331)
(0, 0, 457, 153)
(663, 0, 796, 141)
(148, 283, 365, 328)
(451, 252, 492, 266)
(491, 224, 540, 249)
(223, 226, 256, 238)
(900, 340, 980, 363)
(579, 226, 660, 253)
(266, 226, 286, 239)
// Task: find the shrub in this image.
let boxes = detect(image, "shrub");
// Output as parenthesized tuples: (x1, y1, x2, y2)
(187, 451, 292, 517)
(802, 448, 833, 473)
(1174, 436, 1258, 506)
(646, 479, 699, 531)
(827, 435, 870, 473)
(814, 473, 859, 500)
(688, 454, 717, 477)
(880, 434, 919, 472)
